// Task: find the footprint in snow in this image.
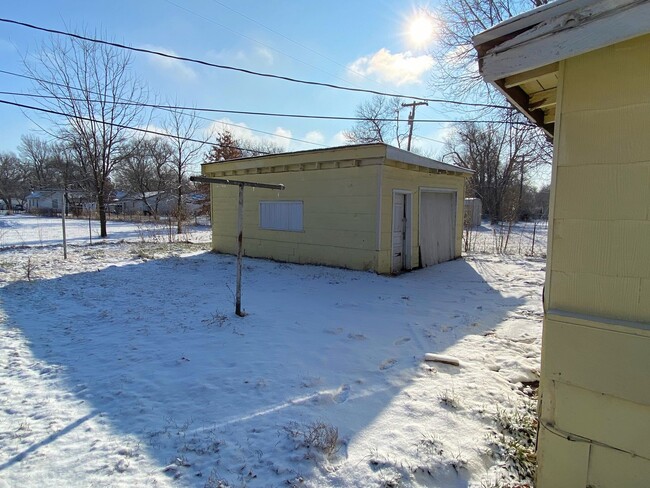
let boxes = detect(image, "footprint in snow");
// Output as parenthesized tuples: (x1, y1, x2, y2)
(334, 384, 350, 403)
(394, 337, 411, 346)
(348, 333, 366, 341)
(325, 327, 344, 335)
(380, 358, 397, 370)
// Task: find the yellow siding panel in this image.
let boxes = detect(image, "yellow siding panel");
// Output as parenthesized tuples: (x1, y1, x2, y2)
(550, 220, 650, 279)
(641, 279, 650, 318)
(549, 271, 642, 321)
(209, 166, 380, 271)
(542, 316, 650, 407)
(587, 445, 650, 488)
(235, 239, 378, 271)
(558, 106, 650, 167)
(536, 427, 589, 488)
(553, 163, 650, 221)
(554, 381, 650, 460)
(561, 35, 650, 113)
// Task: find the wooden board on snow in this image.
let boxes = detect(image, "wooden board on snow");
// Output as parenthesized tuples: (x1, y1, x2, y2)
(424, 353, 460, 366)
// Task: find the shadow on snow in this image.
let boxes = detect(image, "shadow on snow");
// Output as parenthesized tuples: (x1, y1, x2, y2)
(0, 252, 523, 484)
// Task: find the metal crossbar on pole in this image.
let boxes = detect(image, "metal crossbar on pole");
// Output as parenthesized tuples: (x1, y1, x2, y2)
(190, 175, 285, 316)
(191, 175, 285, 191)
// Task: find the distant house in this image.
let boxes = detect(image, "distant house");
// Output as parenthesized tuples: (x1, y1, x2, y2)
(26, 189, 92, 215)
(201, 143, 472, 274)
(474, 0, 650, 485)
(110, 191, 175, 216)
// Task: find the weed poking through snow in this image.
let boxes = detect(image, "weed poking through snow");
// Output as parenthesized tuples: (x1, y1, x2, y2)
(283, 421, 341, 459)
(438, 388, 461, 409)
(487, 395, 537, 484)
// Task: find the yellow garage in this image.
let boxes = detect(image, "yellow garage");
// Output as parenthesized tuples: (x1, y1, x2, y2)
(201, 143, 472, 274)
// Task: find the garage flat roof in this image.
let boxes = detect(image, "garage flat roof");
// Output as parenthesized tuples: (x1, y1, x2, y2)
(201, 143, 473, 175)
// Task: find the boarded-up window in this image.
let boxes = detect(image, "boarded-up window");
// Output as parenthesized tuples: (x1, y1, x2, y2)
(259, 201, 303, 232)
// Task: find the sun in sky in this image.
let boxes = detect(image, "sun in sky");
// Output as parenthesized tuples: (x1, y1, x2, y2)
(405, 9, 438, 49)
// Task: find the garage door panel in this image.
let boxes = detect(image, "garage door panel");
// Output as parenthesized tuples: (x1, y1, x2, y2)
(420, 191, 455, 267)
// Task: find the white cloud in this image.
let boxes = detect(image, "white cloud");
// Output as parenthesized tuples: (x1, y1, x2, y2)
(206, 48, 248, 64)
(330, 131, 349, 147)
(347, 48, 434, 86)
(207, 47, 273, 66)
(255, 46, 274, 65)
(142, 45, 197, 81)
(304, 131, 325, 145)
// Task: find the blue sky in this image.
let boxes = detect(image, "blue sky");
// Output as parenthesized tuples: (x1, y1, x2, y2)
(0, 0, 469, 163)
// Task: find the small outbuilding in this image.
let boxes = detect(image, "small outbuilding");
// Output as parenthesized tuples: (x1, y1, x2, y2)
(202, 143, 472, 274)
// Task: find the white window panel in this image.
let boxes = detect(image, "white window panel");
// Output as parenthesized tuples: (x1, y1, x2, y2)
(259, 201, 303, 232)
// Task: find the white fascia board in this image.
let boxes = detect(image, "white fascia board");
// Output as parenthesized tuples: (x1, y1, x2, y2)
(478, 0, 650, 81)
(385, 146, 473, 174)
(473, 0, 593, 46)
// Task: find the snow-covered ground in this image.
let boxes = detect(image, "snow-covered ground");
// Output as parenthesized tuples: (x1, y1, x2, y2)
(0, 214, 211, 249)
(465, 221, 548, 257)
(0, 215, 545, 487)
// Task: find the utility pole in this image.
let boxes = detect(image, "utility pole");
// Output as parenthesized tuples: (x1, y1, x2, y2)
(402, 100, 428, 151)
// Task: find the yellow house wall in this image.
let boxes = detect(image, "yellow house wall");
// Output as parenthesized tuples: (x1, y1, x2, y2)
(538, 35, 650, 487)
(377, 164, 466, 273)
(205, 164, 380, 271)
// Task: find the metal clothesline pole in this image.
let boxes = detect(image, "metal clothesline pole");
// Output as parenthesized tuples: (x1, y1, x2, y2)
(190, 175, 285, 317)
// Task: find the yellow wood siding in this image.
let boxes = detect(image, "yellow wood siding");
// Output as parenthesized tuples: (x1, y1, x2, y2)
(538, 34, 650, 487)
(207, 165, 380, 271)
(548, 35, 650, 322)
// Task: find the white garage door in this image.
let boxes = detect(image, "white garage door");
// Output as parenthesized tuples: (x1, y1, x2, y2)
(419, 191, 456, 267)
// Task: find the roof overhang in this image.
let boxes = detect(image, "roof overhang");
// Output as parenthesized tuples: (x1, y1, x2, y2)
(202, 143, 473, 176)
(473, 0, 650, 138)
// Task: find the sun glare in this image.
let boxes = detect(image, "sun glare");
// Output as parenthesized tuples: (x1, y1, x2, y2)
(407, 12, 436, 48)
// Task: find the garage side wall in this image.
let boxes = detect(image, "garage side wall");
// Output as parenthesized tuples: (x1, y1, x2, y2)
(537, 35, 650, 487)
(378, 165, 466, 273)
(209, 165, 380, 271)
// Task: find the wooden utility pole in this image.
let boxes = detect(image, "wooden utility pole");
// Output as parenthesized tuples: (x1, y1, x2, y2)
(190, 175, 285, 317)
(402, 101, 428, 151)
(61, 189, 68, 259)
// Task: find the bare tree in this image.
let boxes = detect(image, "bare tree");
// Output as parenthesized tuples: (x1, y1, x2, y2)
(0, 152, 29, 211)
(344, 96, 408, 146)
(19, 135, 59, 188)
(164, 107, 206, 234)
(114, 137, 175, 217)
(430, 0, 548, 104)
(240, 138, 284, 157)
(26, 34, 147, 237)
(444, 119, 549, 223)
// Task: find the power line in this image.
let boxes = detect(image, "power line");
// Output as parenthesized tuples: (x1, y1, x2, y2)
(207, 0, 379, 86)
(0, 74, 328, 147)
(164, 0, 365, 90)
(0, 98, 272, 155)
(0, 85, 531, 126)
(0, 17, 512, 110)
